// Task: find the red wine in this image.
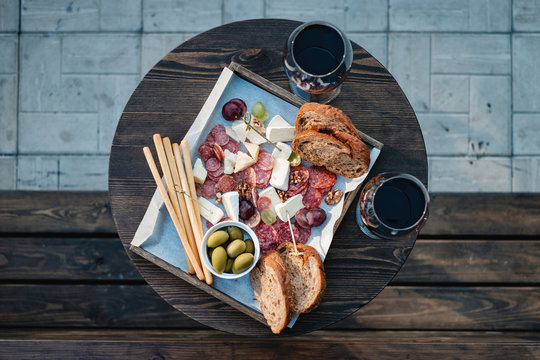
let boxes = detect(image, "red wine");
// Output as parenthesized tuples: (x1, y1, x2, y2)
(373, 178, 426, 230)
(293, 24, 344, 75)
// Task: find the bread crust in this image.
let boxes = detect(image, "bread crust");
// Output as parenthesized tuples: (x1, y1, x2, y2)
(277, 242, 326, 313)
(250, 250, 293, 334)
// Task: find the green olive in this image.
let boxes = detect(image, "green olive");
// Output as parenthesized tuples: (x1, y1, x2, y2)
(227, 239, 247, 259)
(227, 226, 243, 241)
(207, 230, 229, 248)
(211, 246, 227, 274)
(232, 253, 254, 274)
(244, 239, 255, 254)
(207, 247, 215, 258)
(224, 258, 234, 273)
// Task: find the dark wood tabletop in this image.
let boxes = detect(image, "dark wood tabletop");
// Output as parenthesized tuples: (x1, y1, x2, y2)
(108, 19, 428, 337)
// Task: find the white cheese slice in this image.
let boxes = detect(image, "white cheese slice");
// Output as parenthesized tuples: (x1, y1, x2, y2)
(231, 120, 248, 142)
(225, 126, 241, 142)
(198, 196, 224, 225)
(270, 158, 290, 191)
(258, 187, 282, 212)
(224, 159, 234, 174)
(274, 194, 304, 222)
(267, 115, 291, 128)
(221, 191, 239, 222)
(243, 142, 260, 160)
(234, 151, 257, 173)
(267, 126, 295, 143)
(192, 158, 207, 184)
(224, 149, 237, 164)
(272, 142, 292, 160)
(246, 128, 266, 145)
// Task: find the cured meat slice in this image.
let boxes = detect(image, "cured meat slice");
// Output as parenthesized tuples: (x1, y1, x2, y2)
(232, 170, 244, 185)
(205, 132, 215, 145)
(276, 222, 300, 245)
(256, 150, 274, 171)
(255, 223, 278, 254)
(243, 167, 256, 187)
(297, 225, 311, 244)
(223, 138, 240, 154)
(308, 166, 336, 189)
(253, 164, 272, 189)
(211, 124, 226, 136)
(204, 157, 220, 172)
(213, 144, 225, 160)
(217, 174, 235, 192)
(199, 144, 214, 161)
(318, 185, 333, 195)
(287, 165, 309, 197)
(200, 179, 217, 198)
(212, 124, 229, 146)
(302, 186, 322, 210)
(207, 163, 224, 180)
(257, 196, 272, 211)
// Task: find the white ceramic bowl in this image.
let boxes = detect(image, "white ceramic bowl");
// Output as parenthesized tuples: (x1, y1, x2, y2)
(200, 220, 260, 280)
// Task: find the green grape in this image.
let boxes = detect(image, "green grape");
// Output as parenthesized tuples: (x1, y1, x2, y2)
(261, 209, 277, 225)
(288, 151, 302, 167)
(259, 110, 270, 123)
(251, 102, 266, 118)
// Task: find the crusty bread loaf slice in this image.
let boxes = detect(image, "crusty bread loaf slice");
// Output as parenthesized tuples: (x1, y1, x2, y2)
(276, 242, 326, 313)
(292, 129, 370, 178)
(250, 251, 293, 334)
(296, 103, 360, 138)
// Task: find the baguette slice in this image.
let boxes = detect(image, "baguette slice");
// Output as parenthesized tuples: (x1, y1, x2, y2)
(292, 129, 370, 178)
(250, 251, 293, 334)
(276, 242, 326, 313)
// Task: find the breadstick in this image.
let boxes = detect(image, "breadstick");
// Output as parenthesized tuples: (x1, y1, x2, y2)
(180, 140, 205, 236)
(143, 146, 204, 280)
(173, 143, 213, 285)
(163, 137, 199, 275)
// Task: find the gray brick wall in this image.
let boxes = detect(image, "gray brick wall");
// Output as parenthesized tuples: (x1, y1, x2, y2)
(2, 0, 540, 192)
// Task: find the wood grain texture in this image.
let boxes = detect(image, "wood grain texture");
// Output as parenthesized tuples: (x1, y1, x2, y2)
(0, 191, 115, 234)
(109, 19, 427, 336)
(1, 331, 539, 360)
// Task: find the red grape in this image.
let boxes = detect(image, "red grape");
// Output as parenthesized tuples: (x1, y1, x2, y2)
(239, 199, 255, 220)
(295, 208, 310, 229)
(306, 207, 326, 227)
(222, 98, 247, 121)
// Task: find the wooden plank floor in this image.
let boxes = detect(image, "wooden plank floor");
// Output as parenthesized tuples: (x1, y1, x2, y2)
(1, 191, 539, 359)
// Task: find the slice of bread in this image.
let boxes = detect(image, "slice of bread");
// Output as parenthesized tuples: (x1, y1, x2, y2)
(250, 251, 293, 334)
(276, 242, 326, 313)
(292, 129, 370, 178)
(293, 103, 371, 178)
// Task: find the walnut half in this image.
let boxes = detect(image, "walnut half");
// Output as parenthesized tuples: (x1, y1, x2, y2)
(276, 189, 288, 203)
(237, 182, 252, 201)
(325, 189, 343, 205)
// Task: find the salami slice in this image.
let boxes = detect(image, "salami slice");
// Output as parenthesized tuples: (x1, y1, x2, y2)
(257, 196, 272, 211)
(318, 185, 333, 195)
(217, 174, 235, 192)
(308, 166, 336, 189)
(273, 218, 284, 231)
(276, 222, 300, 245)
(297, 225, 311, 244)
(204, 157, 220, 172)
(287, 165, 309, 197)
(256, 150, 274, 171)
(214, 131, 229, 146)
(232, 170, 244, 185)
(200, 179, 217, 199)
(211, 124, 226, 136)
(255, 223, 278, 254)
(253, 164, 272, 189)
(243, 167, 256, 187)
(199, 144, 214, 161)
(213, 144, 225, 160)
(302, 186, 322, 210)
(207, 163, 224, 180)
(223, 138, 240, 154)
(205, 132, 215, 145)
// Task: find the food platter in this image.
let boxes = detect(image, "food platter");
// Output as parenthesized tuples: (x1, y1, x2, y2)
(129, 62, 383, 328)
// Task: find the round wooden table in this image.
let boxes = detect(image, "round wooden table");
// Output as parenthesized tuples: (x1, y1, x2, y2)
(109, 19, 428, 337)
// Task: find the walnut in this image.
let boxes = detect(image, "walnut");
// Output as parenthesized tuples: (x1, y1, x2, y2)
(276, 189, 288, 202)
(290, 170, 304, 184)
(237, 182, 252, 201)
(215, 192, 223, 203)
(325, 189, 343, 205)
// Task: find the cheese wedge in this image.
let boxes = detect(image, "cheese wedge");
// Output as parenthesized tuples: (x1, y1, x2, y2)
(244, 142, 260, 160)
(258, 187, 282, 212)
(275, 194, 304, 222)
(267, 126, 295, 143)
(272, 142, 292, 160)
(221, 191, 239, 221)
(198, 196, 224, 225)
(192, 158, 207, 184)
(270, 158, 290, 191)
(267, 115, 291, 128)
(246, 128, 266, 145)
(225, 126, 241, 142)
(234, 151, 257, 173)
(231, 120, 248, 142)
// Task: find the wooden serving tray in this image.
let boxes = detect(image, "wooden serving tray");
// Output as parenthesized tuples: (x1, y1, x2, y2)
(130, 62, 384, 326)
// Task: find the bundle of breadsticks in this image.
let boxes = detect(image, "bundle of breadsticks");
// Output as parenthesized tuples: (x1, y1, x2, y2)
(143, 134, 213, 285)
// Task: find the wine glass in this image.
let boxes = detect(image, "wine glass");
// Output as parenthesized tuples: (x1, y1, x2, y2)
(284, 21, 353, 104)
(356, 173, 430, 240)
